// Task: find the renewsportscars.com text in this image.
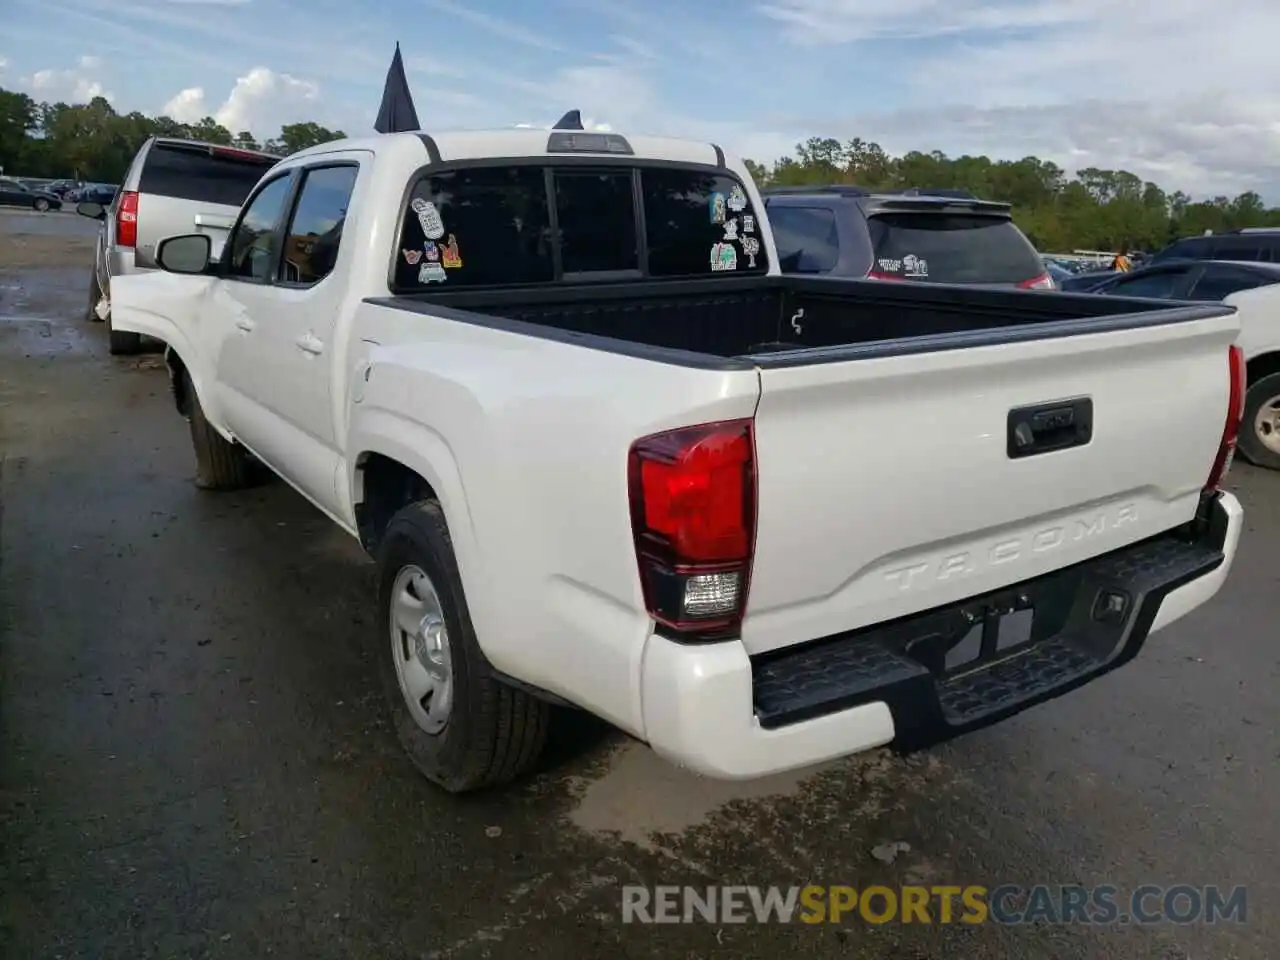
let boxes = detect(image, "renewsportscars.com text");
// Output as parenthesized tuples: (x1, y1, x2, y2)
(621, 884, 1247, 926)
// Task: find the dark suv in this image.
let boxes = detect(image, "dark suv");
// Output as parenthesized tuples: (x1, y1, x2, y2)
(1150, 229, 1280, 265)
(762, 185, 1052, 288)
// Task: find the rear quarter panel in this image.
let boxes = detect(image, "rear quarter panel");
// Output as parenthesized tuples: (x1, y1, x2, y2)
(347, 303, 762, 736)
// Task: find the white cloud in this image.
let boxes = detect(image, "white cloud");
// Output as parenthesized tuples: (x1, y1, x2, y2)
(162, 66, 321, 136)
(24, 65, 113, 103)
(78, 54, 101, 70)
(0, 56, 9, 74)
(752, 0, 1280, 197)
(161, 86, 208, 123)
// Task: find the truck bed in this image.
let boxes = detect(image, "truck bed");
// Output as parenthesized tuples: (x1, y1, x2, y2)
(377, 275, 1228, 366)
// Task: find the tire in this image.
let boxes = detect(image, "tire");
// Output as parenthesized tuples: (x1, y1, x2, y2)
(33, 197, 49, 212)
(106, 310, 141, 355)
(376, 500, 549, 793)
(1239, 372, 1280, 471)
(184, 370, 249, 489)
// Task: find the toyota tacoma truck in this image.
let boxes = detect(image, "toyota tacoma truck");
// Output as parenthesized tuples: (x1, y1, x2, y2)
(109, 129, 1246, 794)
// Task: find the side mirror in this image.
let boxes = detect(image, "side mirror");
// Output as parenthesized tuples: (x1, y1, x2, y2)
(77, 201, 106, 221)
(157, 234, 213, 275)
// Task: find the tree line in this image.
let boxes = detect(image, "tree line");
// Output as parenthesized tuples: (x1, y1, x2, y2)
(0, 86, 344, 184)
(3, 86, 1278, 252)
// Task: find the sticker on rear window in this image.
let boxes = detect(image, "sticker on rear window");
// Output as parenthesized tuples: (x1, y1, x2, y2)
(727, 184, 748, 213)
(877, 255, 929, 278)
(410, 198, 445, 239)
(723, 218, 739, 241)
(741, 236, 760, 268)
(403, 248, 422, 265)
(709, 192, 726, 224)
(418, 261, 447, 283)
(710, 241, 738, 271)
(442, 234, 463, 269)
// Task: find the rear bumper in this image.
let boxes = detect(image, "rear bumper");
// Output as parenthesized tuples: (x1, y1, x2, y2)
(639, 491, 1242, 780)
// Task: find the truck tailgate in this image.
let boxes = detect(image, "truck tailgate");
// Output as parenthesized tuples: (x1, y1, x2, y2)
(742, 310, 1238, 655)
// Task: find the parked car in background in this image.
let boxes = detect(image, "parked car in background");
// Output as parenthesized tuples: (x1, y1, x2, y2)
(1061, 258, 1280, 470)
(1044, 260, 1075, 285)
(764, 185, 1054, 288)
(1150, 229, 1280, 265)
(109, 129, 1242, 794)
(76, 136, 280, 354)
(43, 179, 83, 198)
(0, 177, 62, 212)
(1061, 258, 1280, 301)
(72, 183, 118, 205)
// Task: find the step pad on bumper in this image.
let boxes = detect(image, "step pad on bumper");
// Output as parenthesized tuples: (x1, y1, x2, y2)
(752, 520, 1226, 749)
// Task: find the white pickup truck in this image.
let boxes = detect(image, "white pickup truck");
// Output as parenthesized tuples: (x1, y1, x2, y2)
(111, 130, 1246, 794)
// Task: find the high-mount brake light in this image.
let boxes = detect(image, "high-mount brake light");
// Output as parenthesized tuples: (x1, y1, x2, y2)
(1205, 345, 1246, 492)
(115, 190, 139, 248)
(627, 419, 756, 640)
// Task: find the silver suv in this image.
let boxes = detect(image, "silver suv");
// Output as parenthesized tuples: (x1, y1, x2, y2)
(76, 137, 279, 354)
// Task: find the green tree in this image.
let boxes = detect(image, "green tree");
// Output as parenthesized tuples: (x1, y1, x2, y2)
(273, 121, 346, 156)
(0, 88, 39, 173)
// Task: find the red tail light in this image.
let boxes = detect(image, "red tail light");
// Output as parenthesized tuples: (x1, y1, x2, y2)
(116, 190, 139, 248)
(627, 419, 756, 639)
(1018, 272, 1056, 290)
(1205, 345, 1247, 492)
(866, 271, 904, 282)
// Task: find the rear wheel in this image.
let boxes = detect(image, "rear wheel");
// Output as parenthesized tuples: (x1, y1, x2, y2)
(33, 197, 49, 212)
(375, 500, 549, 793)
(1239, 372, 1280, 470)
(183, 369, 249, 489)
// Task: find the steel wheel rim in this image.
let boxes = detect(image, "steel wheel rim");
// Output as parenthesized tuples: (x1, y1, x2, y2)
(389, 564, 454, 735)
(1256, 393, 1280, 455)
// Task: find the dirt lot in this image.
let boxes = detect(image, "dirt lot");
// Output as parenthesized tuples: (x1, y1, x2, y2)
(2, 213, 1278, 959)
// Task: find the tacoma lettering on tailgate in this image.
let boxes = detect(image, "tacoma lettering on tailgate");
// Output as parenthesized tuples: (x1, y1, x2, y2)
(883, 504, 1139, 593)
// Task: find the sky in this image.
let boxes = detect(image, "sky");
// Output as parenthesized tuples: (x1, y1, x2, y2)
(2, 0, 1279, 200)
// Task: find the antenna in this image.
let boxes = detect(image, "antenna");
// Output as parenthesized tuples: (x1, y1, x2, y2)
(553, 110, 584, 131)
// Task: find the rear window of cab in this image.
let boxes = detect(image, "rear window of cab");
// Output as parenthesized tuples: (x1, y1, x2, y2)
(392, 164, 768, 291)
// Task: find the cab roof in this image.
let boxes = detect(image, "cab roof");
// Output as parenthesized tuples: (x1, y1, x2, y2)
(284, 129, 730, 169)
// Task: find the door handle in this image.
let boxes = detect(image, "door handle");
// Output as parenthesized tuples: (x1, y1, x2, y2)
(1007, 398, 1093, 458)
(296, 332, 324, 356)
(235, 317, 255, 332)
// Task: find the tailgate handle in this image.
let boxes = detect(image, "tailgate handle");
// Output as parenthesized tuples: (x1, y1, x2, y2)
(1007, 398, 1092, 458)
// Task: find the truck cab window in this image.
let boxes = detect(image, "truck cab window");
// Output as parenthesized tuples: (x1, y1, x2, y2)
(280, 165, 358, 285)
(227, 175, 293, 282)
(641, 169, 769, 277)
(554, 170, 638, 274)
(397, 166, 553, 289)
